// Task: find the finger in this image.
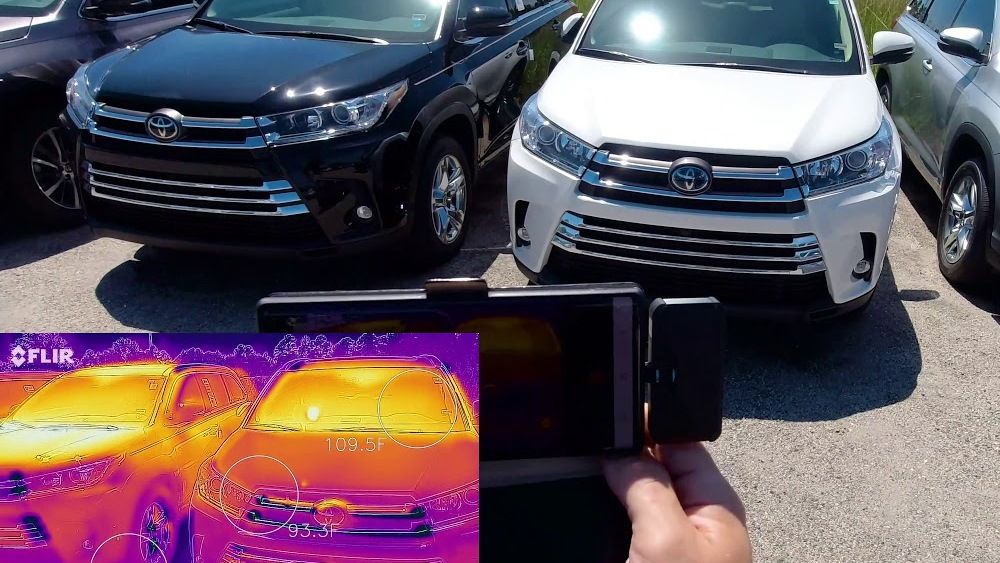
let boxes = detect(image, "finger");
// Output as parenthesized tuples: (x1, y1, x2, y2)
(602, 451, 693, 533)
(654, 443, 746, 524)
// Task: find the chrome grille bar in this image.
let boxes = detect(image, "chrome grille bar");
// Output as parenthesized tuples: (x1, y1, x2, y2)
(86, 164, 309, 217)
(552, 213, 827, 276)
(90, 104, 266, 149)
(594, 151, 797, 181)
(582, 170, 804, 204)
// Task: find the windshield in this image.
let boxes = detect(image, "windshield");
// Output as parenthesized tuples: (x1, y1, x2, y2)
(249, 367, 469, 433)
(579, 0, 862, 75)
(10, 373, 166, 425)
(201, 0, 449, 43)
(0, 0, 60, 17)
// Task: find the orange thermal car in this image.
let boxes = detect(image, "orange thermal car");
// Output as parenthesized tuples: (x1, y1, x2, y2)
(0, 371, 59, 420)
(189, 357, 479, 563)
(0, 362, 251, 563)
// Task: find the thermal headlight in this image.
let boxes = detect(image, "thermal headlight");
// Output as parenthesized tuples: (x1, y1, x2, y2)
(66, 62, 97, 126)
(519, 95, 597, 177)
(257, 80, 408, 146)
(797, 119, 894, 197)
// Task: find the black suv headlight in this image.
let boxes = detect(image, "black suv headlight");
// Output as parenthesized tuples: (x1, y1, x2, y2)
(66, 63, 97, 126)
(256, 80, 408, 146)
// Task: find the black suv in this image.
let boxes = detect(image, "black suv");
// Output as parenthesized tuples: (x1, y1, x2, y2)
(0, 0, 195, 228)
(64, 0, 577, 263)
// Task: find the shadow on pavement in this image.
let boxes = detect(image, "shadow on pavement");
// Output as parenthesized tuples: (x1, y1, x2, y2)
(0, 225, 93, 272)
(724, 259, 921, 422)
(94, 161, 512, 332)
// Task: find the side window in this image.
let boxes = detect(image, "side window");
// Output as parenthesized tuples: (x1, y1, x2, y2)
(199, 373, 228, 411)
(169, 377, 208, 425)
(953, 0, 995, 39)
(909, 0, 933, 21)
(458, 0, 513, 25)
(511, 0, 542, 15)
(222, 374, 247, 404)
(924, 0, 964, 32)
(150, 0, 196, 9)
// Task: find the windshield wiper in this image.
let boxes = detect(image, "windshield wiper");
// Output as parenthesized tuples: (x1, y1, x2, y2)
(677, 62, 810, 75)
(257, 30, 387, 44)
(576, 48, 654, 64)
(189, 17, 254, 35)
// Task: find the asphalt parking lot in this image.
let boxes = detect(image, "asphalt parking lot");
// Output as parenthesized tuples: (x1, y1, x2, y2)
(2, 163, 999, 561)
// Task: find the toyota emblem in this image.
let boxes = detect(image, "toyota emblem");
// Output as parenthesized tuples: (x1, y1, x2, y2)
(669, 158, 713, 196)
(145, 109, 183, 143)
(313, 499, 350, 527)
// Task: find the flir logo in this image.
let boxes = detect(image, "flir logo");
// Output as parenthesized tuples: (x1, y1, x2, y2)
(10, 345, 74, 367)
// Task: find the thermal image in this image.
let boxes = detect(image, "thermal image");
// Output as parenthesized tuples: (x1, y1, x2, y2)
(0, 334, 479, 563)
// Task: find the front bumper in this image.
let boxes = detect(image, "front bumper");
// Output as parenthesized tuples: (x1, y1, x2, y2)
(0, 486, 129, 562)
(63, 108, 414, 258)
(508, 132, 902, 321)
(188, 492, 477, 563)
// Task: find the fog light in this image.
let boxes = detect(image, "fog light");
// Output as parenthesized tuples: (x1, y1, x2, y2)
(517, 227, 531, 243)
(853, 259, 871, 276)
(356, 206, 373, 220)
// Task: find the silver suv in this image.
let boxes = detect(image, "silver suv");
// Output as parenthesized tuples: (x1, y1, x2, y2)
(879, 0, 998, 283)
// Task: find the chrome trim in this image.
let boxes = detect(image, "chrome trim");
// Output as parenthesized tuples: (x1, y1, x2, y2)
(90, 180, 302, 206)
(89, 167, 291, 193)
(88, 126, 268, 149)
(556, 226, 823, 264)
(552, 238, 828, 276)
(86, 165, 308, 217)
(88, 190, 310, 216)
(96, 105, 258, 129)
(583, 170, 803, 203)
(245, 515, 431, 537)
(561, 213, 819, 249)
(553, 213, 827, 276)
(593, 151, 796, 181)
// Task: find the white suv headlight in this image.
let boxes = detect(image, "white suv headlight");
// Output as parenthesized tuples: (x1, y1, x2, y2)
(519, 95, 596, 177)
(256, 80, 408, 146)
(797, 119, 894, 197)
(66, 63, 97, 125)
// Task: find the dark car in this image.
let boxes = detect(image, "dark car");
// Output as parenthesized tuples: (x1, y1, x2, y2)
(0, 0, 196, 228)
(63, 0, 577, 263)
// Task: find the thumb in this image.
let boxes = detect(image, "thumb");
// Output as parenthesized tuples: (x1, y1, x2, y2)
(602, 450, 694, 535)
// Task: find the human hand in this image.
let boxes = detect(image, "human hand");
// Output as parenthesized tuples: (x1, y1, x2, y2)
(603, 443, 751, 563)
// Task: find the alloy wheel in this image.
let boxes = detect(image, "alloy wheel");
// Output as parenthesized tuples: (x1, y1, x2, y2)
(430, 154, 468, 245)
(138, 501, 172, 563)
(941, 172, 978, 265)
(31, 127, 79, 210)
(879, 83, 891, 112)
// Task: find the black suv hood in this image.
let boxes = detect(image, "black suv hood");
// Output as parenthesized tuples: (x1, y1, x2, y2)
(96, 27, 434, 117)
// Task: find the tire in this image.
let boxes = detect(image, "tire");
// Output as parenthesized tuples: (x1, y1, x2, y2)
(133, 486, 183, 563)
(0, 107, 84, 229)
(408, 136, 471, 265)
(936, 158, 993, 285)
(877, 76, 892, 113)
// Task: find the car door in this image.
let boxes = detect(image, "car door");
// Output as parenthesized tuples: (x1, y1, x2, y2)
(80, 0, 197, 46)
(898, 0, 972, 187)
(455, 0, 572, 163)
(163, 374, 226, 478)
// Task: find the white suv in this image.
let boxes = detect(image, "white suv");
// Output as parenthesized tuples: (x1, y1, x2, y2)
(508, 0, 915, 321)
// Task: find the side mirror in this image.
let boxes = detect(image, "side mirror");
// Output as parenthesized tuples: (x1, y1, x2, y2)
(466, 5, 513, 37)
(939, 27, 988, 63)
(561, 13, 585, 44)
(871, 31, 915, 65)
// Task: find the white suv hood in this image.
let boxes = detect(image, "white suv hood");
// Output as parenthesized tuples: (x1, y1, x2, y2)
(538, 55, 884, 164)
